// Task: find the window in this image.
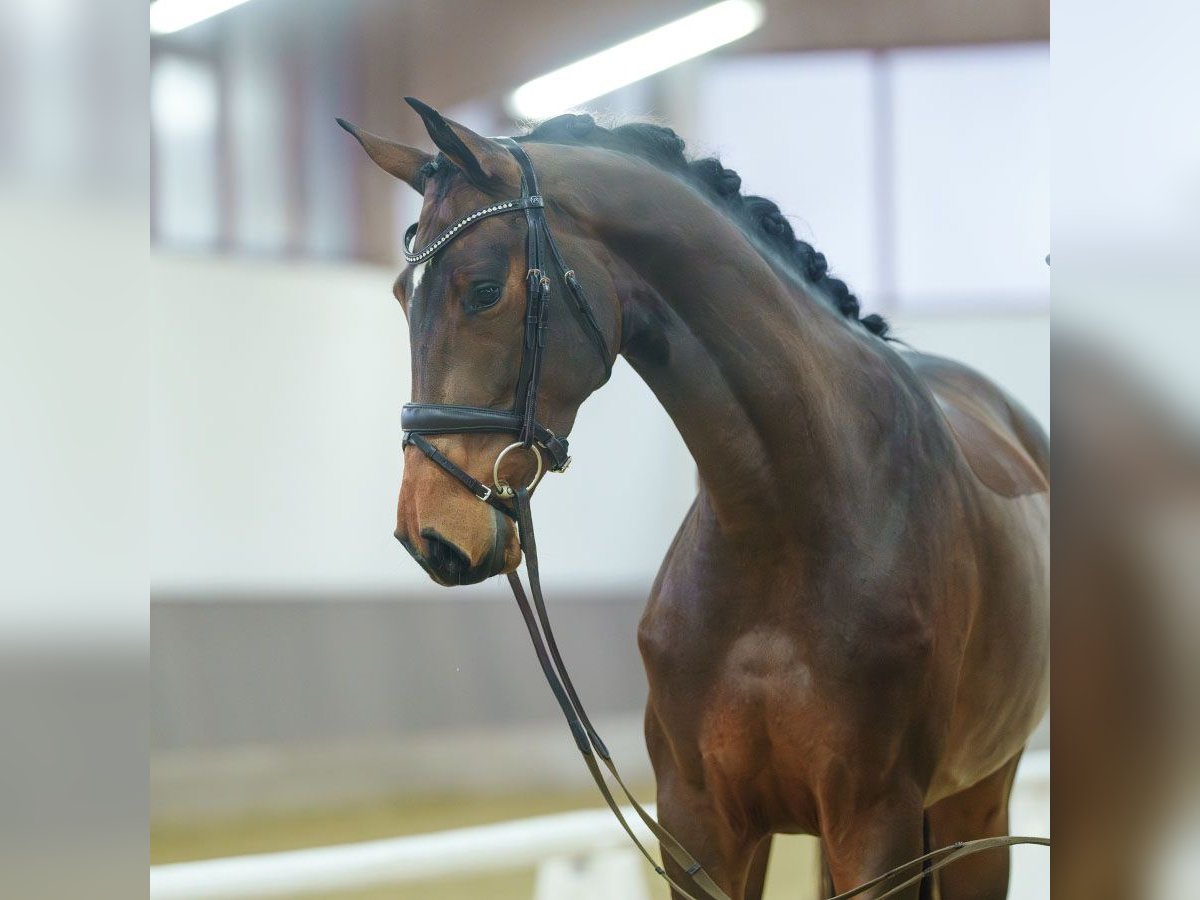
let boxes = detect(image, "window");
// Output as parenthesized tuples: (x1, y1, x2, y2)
(152, 53, 220, 249)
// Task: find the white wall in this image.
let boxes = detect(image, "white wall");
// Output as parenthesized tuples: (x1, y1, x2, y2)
(152, 255, 1047, 596)
(150, 255, 695, 596)
(696, 52, 883, 299)
(889, 45, 1050, 308)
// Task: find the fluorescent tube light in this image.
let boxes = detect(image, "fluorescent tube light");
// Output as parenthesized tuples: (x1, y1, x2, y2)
(508, 0, 764, 119)
(150, 0, 255, 35)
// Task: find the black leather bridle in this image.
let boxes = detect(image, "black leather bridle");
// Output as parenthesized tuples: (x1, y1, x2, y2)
(395, 139, 1047, 900)
(400, 138, 611, 515)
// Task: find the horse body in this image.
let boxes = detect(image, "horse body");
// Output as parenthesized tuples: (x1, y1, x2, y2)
(339, 107, 1048, 900)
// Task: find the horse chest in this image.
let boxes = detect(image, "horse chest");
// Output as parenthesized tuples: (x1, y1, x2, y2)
(640, 552, 945, 832)
(641, 602, 830, 817)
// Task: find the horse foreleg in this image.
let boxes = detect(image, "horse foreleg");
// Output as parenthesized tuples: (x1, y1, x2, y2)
(926, 753, 1021, 900)
(647, 711, 761, 900)
(655, 779, 761, 900)
(743, 834, 772, 900)
(821, 786, 926, 900)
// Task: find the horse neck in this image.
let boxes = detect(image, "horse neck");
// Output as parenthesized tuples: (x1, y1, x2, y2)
(572, 157, 902, 537)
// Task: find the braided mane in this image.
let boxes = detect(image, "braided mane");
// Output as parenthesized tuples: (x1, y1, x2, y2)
(519, 114, 889, 339)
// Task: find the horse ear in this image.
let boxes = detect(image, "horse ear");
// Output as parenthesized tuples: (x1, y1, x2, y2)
(404, 97, 517, 189)
(336, 118, 432, 193)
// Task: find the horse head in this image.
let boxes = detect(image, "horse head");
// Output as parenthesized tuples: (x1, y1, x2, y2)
(339, 100, 618, 585)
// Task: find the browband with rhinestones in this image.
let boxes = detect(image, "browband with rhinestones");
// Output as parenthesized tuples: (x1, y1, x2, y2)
(403, 196, 544, 265)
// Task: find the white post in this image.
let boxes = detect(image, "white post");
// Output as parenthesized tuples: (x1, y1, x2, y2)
(1008, 749, 1050, 900)
(534, 849, 651, 900)
(151, 804, 658, 899)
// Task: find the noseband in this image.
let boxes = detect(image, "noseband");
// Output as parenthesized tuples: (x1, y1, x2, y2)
(396, 139, 1046, 900)
(400, 138, 611, 512)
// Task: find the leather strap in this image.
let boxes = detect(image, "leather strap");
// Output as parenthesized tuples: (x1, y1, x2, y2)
(499, 138, 551, 447)
(403, 196, 544, 265)
(553, 251, 614, 383)
(404, 434, 516, 520)
(827, 835, 1050, 900)
(508, 488, 732, 900)
(402, 404, 571, 472)
(499, 137, 613, 385)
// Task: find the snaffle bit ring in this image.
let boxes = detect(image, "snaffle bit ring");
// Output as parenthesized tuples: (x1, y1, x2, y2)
(492, 442, 544, 498)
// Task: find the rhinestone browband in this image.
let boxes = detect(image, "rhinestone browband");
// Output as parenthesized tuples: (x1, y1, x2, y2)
(403, 196, 544, 265)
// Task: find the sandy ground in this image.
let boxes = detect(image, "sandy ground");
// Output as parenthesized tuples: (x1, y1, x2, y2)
(152, 788, 819, 899)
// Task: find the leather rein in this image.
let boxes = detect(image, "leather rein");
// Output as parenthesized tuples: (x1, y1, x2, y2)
(399, 139, 1047, 900)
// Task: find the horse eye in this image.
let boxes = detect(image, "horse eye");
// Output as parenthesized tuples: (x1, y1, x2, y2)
(467, 282, 503, 312)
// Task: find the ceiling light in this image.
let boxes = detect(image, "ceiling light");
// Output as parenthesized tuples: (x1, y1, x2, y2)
(507, 0, 765, 120)
(150, 0, 255, 35)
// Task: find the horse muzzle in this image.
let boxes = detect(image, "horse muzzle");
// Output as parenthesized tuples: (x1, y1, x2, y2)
(395, 505, 519, 587)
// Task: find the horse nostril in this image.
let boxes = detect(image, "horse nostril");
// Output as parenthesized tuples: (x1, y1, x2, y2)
(420, 529, 472, 583)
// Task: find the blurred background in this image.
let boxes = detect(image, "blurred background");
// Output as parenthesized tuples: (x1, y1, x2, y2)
(148, 0, 1050, 897)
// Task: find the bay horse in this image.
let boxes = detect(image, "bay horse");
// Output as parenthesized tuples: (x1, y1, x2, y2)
(338, 100, 1049, 900)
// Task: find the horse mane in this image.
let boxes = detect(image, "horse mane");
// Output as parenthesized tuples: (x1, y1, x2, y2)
(518, 114, 889, 339)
